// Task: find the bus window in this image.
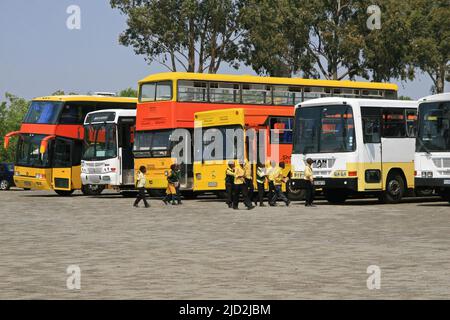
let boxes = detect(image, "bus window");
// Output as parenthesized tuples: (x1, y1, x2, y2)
(53, 139, 72, 168)
(60, 103, 95, 124)
(140, 81, 172, 102)
(242, 84, 271, 105)
(406, 109, 417, 137)
(178, 80, 207, 102)
(303, 87, 331, 101)
(269, 117, 293, 144)
(273, 86, 291, 105)
(382, 109, 406, 137)
(361, 107, 382, 143)
(23, 101, 63, 124)
(209, 82, 239, 103)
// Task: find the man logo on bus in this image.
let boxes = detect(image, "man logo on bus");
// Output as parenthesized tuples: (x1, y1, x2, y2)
(313, 159, 328, 168)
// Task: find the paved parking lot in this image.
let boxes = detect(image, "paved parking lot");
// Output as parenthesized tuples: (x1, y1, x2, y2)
(0, 188, 449, 299)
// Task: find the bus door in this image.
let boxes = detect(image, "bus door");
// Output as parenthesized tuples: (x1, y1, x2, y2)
(119, 118, 136, 185)
(178, 129, 193, 190)
(52, 138, 74, 191)
(361, 108, 383, 190)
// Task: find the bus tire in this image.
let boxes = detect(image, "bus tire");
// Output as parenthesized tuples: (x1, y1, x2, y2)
(81, 184, 105, 196)
(324, 189, 348, 204)
(287, 186, 305, 201)
(55, 189, 75, 196)
(380, 173, 405, 204)
(0, 179, 11, 191)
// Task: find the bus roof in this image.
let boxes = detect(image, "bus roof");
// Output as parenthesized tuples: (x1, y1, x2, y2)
(195, 107, 293, 128)
(295, 97, 418, 109)
(419, 93, 450, 102)
(33, 95, 137, 103)
(84, 109, 136, 124)
(138, 72, 398, 91)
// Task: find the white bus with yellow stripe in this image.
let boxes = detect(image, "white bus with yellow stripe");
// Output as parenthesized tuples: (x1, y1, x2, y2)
(290, 97, 418, 204)
(415, 93, 450, 203)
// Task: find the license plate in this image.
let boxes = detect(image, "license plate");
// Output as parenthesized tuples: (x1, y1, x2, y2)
(314, 180, 325, 186)
(444, 180, 450, 185)
(208, 182, 218, 187)
(24, 181, 31, 187)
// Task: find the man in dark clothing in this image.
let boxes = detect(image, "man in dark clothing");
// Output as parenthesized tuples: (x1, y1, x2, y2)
(225, 161, 235, 208)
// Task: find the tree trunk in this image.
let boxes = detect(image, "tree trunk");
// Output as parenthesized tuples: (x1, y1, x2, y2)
(188, 18, 196, 72)
(435, 63, 446, 94)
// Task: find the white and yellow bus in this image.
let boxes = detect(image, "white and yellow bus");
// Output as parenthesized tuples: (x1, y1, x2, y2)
(415, 93, 450, 203)
(290, 97, 418, 204)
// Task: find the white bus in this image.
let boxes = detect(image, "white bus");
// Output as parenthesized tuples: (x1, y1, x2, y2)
(415, 93, 450, 203)
(290, 97, 418, 204)
(81, 109, 137, 192)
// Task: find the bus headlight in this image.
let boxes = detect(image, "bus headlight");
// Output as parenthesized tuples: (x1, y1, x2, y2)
(14, 171, 20, 176)
(427, 172, 433, 178)
(35, 173, 46, 179)
(196, 173, 202, 180)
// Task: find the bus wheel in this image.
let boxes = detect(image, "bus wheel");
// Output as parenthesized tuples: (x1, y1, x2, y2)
(81, 184, 105, 196)
(287, 183, 305, 201)
(0, 179, 11, 191)
(324, 189, 348, 204)
(380, 174, 405, 204)
(55, 189, 75, 196)
(182, 191, 197, 199)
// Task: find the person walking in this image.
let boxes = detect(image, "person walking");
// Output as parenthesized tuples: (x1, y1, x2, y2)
(269, 161, 290, 207)
(267, 161, 277, 206)
(225, 161, 235, 208)
(134, 166, 150, 208)
(304, 158, 315, 207)
(163, 164, 179, 205)
(174, 164, 182, 205)
(255, 162, 267, 207)
(244, 159, 254, 203)
(232, 160, 255, 210)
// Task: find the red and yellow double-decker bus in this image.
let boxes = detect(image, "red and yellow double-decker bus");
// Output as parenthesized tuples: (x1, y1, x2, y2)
(133, 72, 398, 197)
(4, 95, 136, 196)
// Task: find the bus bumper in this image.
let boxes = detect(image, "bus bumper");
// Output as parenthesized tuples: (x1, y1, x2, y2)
(81, 173, 118, 185)
(290, 178, 358, 191)
(13, 167, 52, 190)
(415, 177, 450, 188)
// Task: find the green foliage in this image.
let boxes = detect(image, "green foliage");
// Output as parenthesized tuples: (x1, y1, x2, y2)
(110, 0, 242, 73)
(118, 87, 138, 97)
(409, 0, 450, 93)
(0, 93, 30, 163)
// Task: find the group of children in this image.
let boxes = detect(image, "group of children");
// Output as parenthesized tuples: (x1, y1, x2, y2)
(225, 160, 291, 210)
(133, 164, 182, 208)
(133, 158, 315, 209)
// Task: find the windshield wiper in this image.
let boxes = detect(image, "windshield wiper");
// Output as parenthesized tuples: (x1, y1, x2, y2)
(417, 137, 431, 155)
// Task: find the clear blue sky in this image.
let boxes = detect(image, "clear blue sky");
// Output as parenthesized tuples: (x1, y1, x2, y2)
(0, 0, 448, 102)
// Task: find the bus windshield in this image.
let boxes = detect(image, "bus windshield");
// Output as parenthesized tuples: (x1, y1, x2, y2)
(23, 101, 63, 124)
(133, 130, 175, 158)
(417, 102, 450, 152)
(16, 134, 52, 168)
(293, 105, 356, 154)
(194, 125, 244, 161)
(83, 124, 117, 161)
